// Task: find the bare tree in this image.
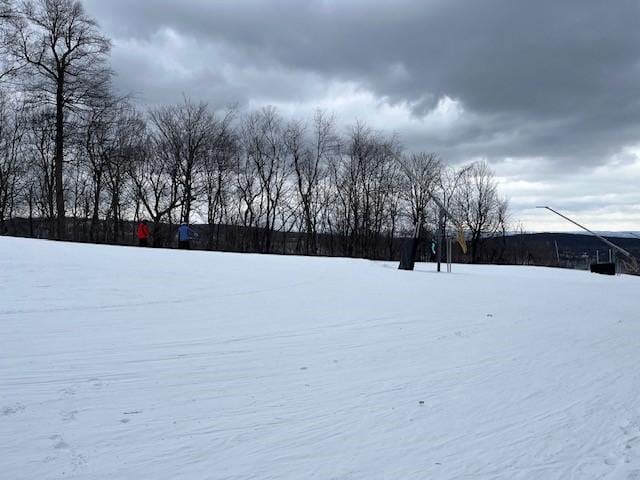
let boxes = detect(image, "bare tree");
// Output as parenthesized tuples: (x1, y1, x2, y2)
(240, 107, 291, 253)
(6, 0, 111, 239)
(233, 142, 261, 252)
(150, 98, 221, 225)
(65, 145, 89, 239)
(0, 90, 27, 232)
(81, 97, 118, 240)
(426, 163, 472, 261)
(457, 160, 508, 263)
(398, 152, 441, 234)
(328, 122, 400, 258)
(25, 107, 56, 233)
(203, 127, 236, 249)
(286, 110, 336, 255)
(128, 133, 181, 247)
(103, 105, 141, 242)
(380, 157, 402, 258)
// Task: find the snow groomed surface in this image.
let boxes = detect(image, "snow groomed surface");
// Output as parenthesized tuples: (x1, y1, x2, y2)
(1, 237, 640, 479)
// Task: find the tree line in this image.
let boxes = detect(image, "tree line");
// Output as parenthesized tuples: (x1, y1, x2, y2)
(0, 0, 509, 262)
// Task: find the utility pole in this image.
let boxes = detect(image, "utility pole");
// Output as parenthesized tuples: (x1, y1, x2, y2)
(436, 208, 444, 272)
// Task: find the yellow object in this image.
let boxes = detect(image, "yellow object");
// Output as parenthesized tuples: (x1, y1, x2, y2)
(457, 226, 467, 254)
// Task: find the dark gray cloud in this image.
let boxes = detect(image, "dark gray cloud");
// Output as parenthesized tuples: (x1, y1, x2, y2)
(83, 0, 640, 230)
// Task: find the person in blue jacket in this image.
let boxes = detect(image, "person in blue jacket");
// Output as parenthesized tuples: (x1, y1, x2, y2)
(177, 223, 196, 250)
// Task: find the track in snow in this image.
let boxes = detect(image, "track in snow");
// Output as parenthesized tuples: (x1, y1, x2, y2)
(1, 237, 640, 479)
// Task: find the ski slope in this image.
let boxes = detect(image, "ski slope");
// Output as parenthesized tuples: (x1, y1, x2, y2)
(1, 237, 640, 480)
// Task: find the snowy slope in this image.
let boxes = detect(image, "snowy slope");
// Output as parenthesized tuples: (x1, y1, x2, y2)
(1, 237, 640, 480)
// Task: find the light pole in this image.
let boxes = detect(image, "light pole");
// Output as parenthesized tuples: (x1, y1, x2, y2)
(536, 206, 638, 271)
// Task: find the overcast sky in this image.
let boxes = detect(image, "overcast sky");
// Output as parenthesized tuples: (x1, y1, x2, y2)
(83, 0, 640, 232)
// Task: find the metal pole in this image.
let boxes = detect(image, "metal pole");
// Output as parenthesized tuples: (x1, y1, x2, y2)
(445, 237, 449, 273)
(436, 208, 443, 272)
(536, 206, 634, 258)
(554, 240, 560, 266)
(537, 206, 640, 273)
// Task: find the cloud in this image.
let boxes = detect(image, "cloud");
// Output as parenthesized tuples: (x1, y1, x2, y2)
(82, 0, 640, 231)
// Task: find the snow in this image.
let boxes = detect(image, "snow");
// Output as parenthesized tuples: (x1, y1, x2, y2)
(1, 236, 640, 480)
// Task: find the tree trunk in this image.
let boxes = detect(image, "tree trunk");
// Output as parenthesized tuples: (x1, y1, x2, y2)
(471, 235, 480, 264)
(90, 175, 102, 242)
(55, 76, 66, 240)
(28, 187, 34, 237)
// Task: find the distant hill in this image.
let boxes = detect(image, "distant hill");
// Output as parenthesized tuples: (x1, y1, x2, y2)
(478, 232, 640, 272)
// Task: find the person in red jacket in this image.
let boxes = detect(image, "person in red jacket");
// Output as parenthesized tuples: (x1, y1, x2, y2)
(137, 220, 150, 247)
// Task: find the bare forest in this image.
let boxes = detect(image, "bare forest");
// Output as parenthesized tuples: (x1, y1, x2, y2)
(0, 0, 510, 262)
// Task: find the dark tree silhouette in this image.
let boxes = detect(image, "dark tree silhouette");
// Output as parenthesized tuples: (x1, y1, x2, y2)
(6, 0, 111, 239)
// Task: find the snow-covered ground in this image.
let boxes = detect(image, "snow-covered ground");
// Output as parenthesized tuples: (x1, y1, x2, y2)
(2, 237, 640, 480)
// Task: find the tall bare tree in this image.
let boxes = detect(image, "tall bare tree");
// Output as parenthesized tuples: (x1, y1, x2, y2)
(150, 98, 222, 225)
(240, 107, 291, 253)
(6, 0, 111, 239)
(457, 160, 508, 263)
(103, 105, 141, 242)
(428, 163, 472, 261)
(286, 110, 336, 254)
(233, 143, 260, 251)
(26, 107, 56, 233)
(0, 90, 27, 232)
(128, 133, 181, 247)
(398, 152, 441, 233)
(328, 123, 400, 258)
(81, 97, 119, 240)
(204, 127, 236, 249)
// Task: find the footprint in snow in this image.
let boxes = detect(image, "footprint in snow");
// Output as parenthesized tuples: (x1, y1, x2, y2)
(59, 387, 76, 397)
(49, 435, 69, 450)
(2, 403, 25, 416)
(88, 378, 103, 388)
(54, 439, 69, 450)
(123, 410, 142, 416)
(611, 421, 640, 469)
(60, 410, 78, 422)
(71, 453, 87, 470)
